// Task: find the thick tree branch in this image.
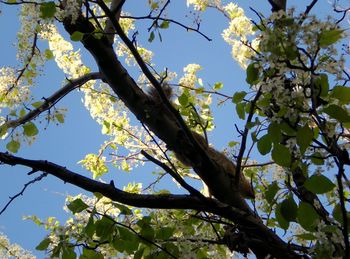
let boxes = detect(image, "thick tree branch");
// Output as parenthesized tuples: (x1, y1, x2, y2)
(0, 151, 302, 258)
(59, 9, 304, 258)
(66, 2, 252, 215)
(268, 0, 287, 12)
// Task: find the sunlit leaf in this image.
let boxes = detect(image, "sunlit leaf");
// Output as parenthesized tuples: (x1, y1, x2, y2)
(232, 91, 247, 104)
(319, 29, 344, 48)
(6, 140, 20, 153)
(67, 198, 89, 214)
(23, 122, 38, 136)
(36, 238, 51, 251)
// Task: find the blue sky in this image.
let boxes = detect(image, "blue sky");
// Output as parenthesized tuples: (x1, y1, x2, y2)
(0, 0, 339, 257)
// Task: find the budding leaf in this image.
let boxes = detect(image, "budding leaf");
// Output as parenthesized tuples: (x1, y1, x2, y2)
(159, 21, 170, 29)
(148, 31, 155, 42)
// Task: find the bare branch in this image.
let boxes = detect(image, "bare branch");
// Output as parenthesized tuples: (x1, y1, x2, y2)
(0, 172, 47, 215)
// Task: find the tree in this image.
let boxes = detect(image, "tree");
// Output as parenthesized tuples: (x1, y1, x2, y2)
(0, 0, 349, 258)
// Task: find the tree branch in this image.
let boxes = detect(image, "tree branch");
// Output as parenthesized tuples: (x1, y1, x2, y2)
(0, 151, 302, 258)
(3, 72, 102, 129)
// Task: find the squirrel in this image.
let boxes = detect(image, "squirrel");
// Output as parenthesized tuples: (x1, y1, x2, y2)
(147, 85, 255, 199)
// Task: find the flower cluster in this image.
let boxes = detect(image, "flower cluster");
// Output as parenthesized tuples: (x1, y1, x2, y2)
(221, 3, 255, 68)
(0, 233, 35, 259)
(186, 0, 221, 11)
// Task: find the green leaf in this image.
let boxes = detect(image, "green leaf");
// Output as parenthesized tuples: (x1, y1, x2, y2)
(272, 144, 291, 167)
(275, 203, 289, 230)
(19, 108, 26, 118)
(268, 123, 282, 143)
(332, 204, 343, 224)
(265, 181, 279, 204)
(246, 63, 259, 85)
(296, 125, 313, 154)
(148, 31, 155, 42)
(67, 198, 89, 214)
(36, 237, 51, 251)
(6, 140, 20, 153)
(323, 104, 350, 123)
(55, 113, 65, 123)
(159, 21, 170, 29)
(319, 29, 344, 48)
(62, 247, 76, 259)
(81, 248, 104, 259)
(213, 82, 223, 90)
(304, 175, 335, 194)
(113, 227, 139, 253)
(95, 217, 114, 240)
(314, 74, 329, 97)
(311, 152, 324, 165)
(178, 93, 189, 106)
(112, 203, 132, 215)
(83, 214, 95, 238)
(70, 31, 84, 42)
(280, 197, 298, 222)
(236, 102, 245, 120)
(40, 1, 56, 18)
(295, 233, 316, 241)
(284, 45, 298, 60)
(44, 49, 54, 60)
(155, 227, 175, 240)
(232, 91, 247, 104)
(23, 122, 38, 137)
(0, 125, 7, 138)
(31, 101, 43, 108)
(257, 134, 272, 155)
(297, 202, 319, 231)
(331, 86, 350, 104)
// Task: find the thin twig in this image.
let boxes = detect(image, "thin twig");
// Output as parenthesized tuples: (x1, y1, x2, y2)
(0, 172, 48, 215)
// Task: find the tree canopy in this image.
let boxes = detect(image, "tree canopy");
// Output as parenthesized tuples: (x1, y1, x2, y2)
(0, 0, 349, 258)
